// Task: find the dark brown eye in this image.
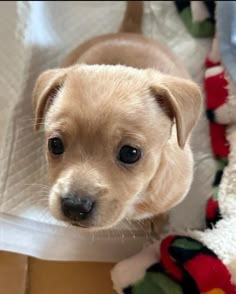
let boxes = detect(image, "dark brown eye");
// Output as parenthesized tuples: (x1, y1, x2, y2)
(48, 137, 64, 155)
(118, 145, 142, 164)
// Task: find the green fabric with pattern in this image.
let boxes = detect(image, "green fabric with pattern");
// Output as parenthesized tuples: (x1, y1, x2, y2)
(180, 7, 215, 38)
(133, 272, 182, 294)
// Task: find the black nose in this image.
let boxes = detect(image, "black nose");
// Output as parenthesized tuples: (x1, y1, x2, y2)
(61, 195, 95, 221)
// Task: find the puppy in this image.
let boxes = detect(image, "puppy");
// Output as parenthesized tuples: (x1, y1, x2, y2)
(32, 2, 202, 230)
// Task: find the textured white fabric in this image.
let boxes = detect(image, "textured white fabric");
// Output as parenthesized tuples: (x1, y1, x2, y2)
(0, 1, 214, 261)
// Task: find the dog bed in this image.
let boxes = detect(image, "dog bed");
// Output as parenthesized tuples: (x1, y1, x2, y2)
(0, 1, 232, 280)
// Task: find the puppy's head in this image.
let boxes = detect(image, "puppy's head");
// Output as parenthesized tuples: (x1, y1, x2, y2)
(33, 65, 201, 230)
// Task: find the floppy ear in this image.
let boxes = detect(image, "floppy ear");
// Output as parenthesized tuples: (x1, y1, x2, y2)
(32, 68, 68, 131)
(151, 75, 202, 148)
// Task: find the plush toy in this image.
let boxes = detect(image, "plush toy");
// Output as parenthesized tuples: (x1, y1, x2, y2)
(204, 63, 229, 228)
(205, 65, 230, 158)
(112, 235, 235, 294)
(204, 35, 236, 229)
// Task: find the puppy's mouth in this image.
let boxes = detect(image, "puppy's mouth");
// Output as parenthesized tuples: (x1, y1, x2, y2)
(63, 215, 99, 230)
(61, 208, 122, 231)
(67, 218, 114, 230)
(70, 221, 91, 229)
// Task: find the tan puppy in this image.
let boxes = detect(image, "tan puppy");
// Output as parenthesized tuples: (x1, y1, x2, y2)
(33, 2, 202, 230)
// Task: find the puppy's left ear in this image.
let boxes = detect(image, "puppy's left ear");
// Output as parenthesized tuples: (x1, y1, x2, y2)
(32, 68, 68, 131)
(151, 75, 202, 148)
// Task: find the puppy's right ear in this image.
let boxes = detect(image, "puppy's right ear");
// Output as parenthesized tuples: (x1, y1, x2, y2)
(150, 74, 202, 149)
(32, 69, 68, 131)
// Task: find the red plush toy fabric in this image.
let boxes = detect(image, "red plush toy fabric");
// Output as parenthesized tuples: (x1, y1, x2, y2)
(204, 65, 230, 158)
(205, 57, 220, 68)
(204, 43, 231, 227)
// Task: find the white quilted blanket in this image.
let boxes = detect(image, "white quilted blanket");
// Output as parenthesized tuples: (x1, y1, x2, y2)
(0, 1, 214, 261)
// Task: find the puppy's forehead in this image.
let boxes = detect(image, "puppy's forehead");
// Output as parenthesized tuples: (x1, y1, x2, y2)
(65, 65, 150, 107)
(50, 66, 157, 122)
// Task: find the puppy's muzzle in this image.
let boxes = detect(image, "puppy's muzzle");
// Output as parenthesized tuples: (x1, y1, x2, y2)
(61, 194, 95, 222)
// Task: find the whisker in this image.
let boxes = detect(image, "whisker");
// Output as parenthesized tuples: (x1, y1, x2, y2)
(135, 220, 151, 241)
(14, 124, 45, 133)
(22, 183, 50, 188)
(18, 117, 45, 122)
(123, 218, 136, 239)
